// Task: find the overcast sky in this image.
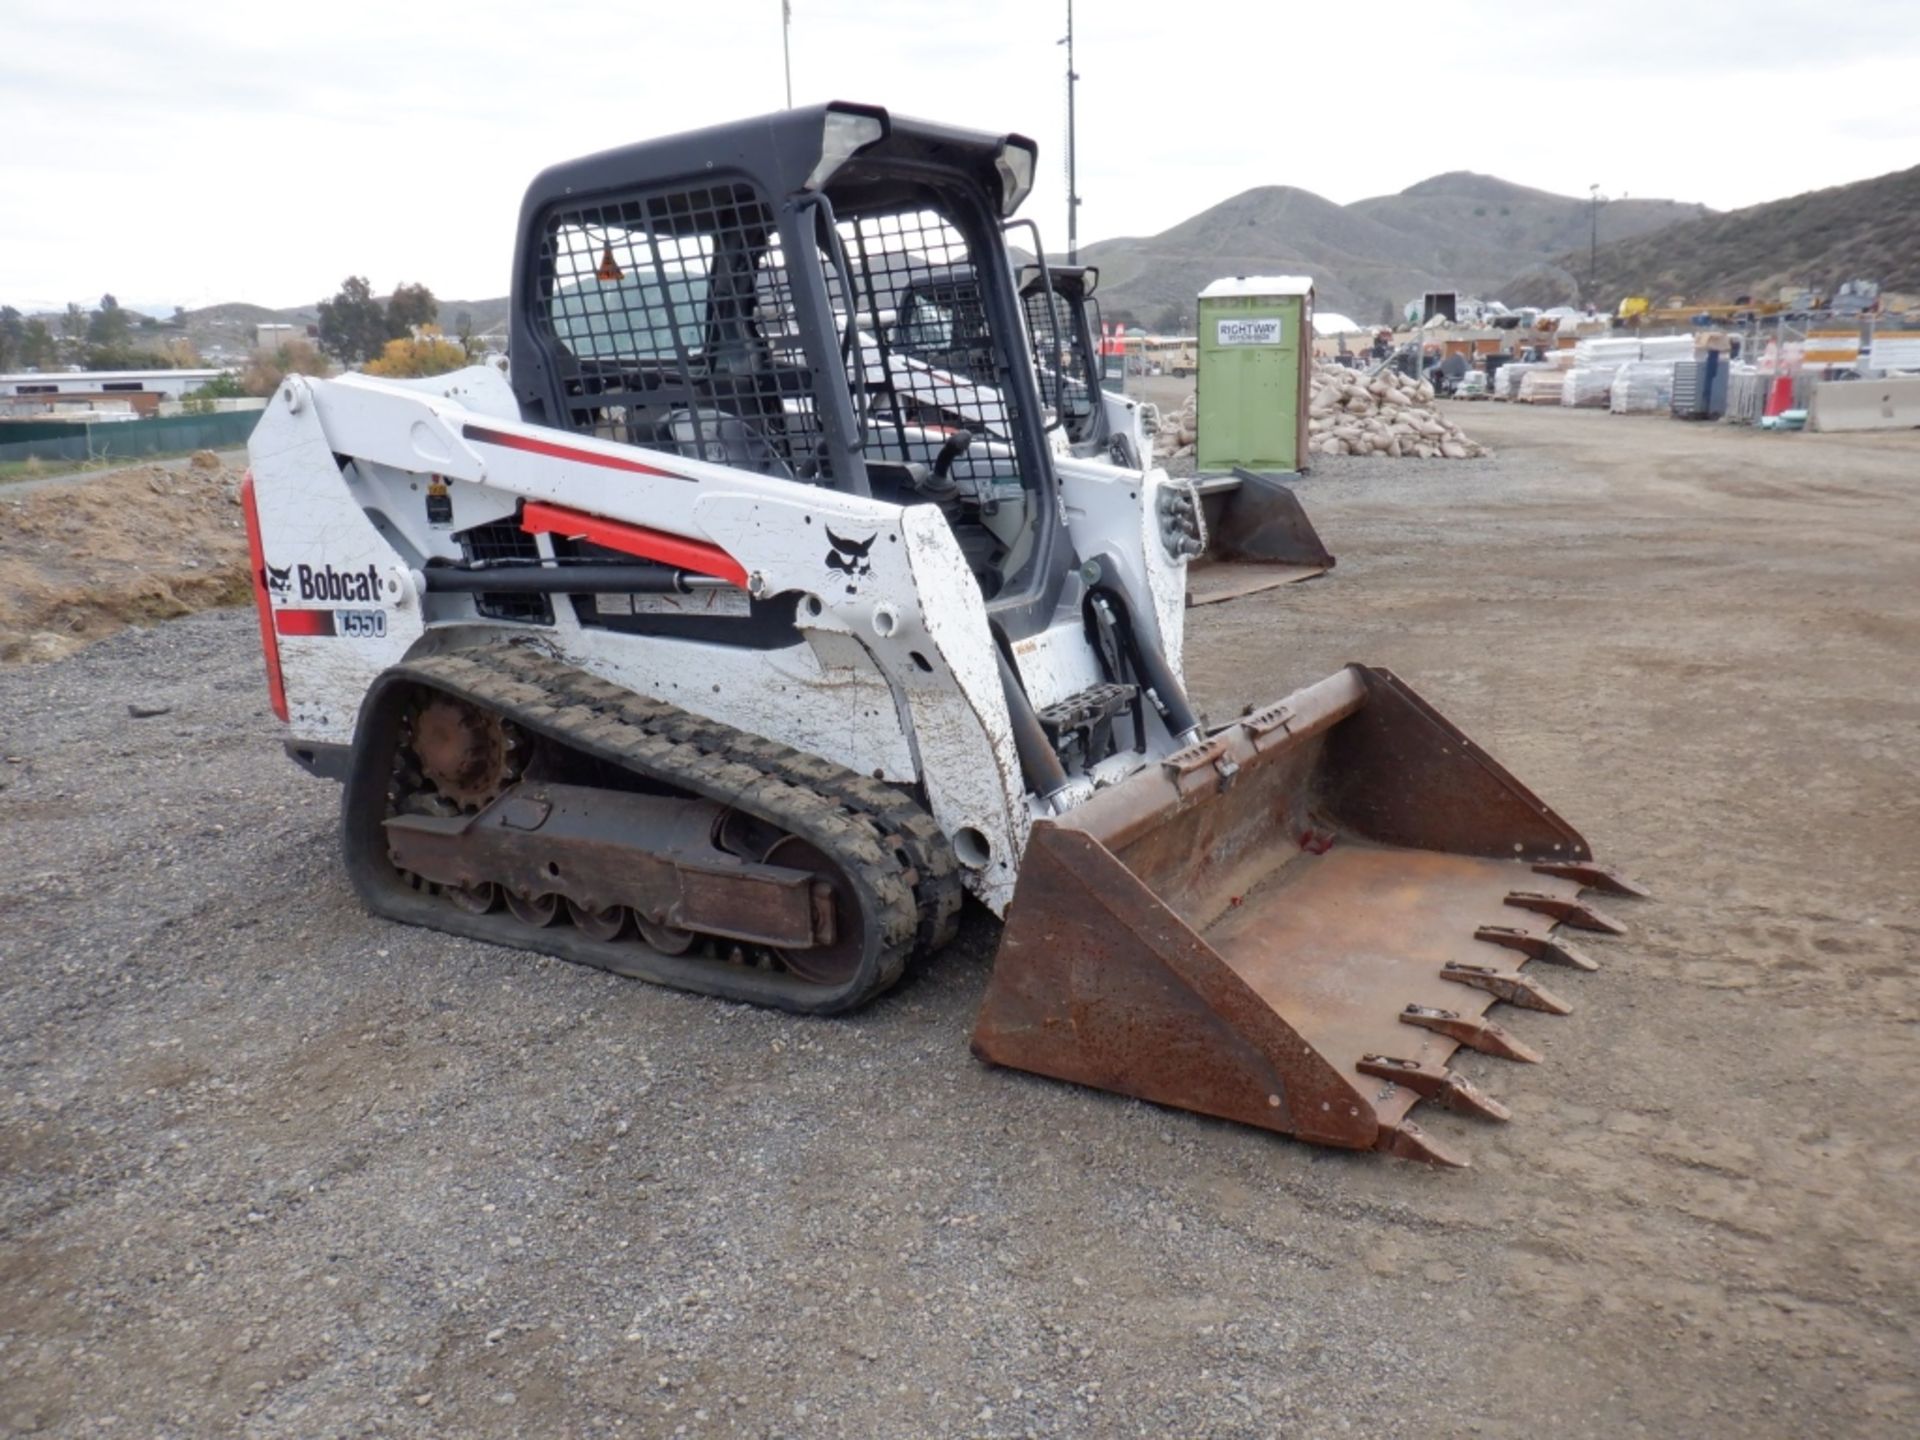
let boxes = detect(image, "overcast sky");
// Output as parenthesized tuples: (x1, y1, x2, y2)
(4, 0, 1914, 312)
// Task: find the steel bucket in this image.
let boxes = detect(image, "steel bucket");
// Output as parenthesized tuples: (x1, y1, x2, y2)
(972, 665, 1644, 1165)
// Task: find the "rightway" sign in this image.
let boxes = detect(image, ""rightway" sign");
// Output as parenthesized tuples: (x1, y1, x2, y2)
(1216, 317, 1284, 346)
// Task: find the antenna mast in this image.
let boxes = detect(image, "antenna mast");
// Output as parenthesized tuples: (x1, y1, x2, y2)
(1061, 2, 1080, 262)
(782, 2, 793, 108)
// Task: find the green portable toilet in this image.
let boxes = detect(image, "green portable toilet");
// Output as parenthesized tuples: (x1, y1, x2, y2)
(1195, 275, 1313, 473)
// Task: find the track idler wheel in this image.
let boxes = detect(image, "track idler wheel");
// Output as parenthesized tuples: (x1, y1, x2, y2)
(635, 916, 697, 955)
(447, 880, 499, 915)
(568, 899, 629, 942)
(762, 835, 862, 986)
(505, 890, 562, 927)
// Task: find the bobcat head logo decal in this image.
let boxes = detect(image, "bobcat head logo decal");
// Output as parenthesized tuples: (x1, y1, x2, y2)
(265, 563, 293, 599)
(825, 528, 876, 579)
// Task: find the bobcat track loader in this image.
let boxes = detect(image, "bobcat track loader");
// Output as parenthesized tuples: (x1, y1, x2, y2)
(244, 103, 1642, 1165)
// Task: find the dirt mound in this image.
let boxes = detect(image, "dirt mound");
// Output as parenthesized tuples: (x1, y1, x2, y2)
(0, 462, 252, 663)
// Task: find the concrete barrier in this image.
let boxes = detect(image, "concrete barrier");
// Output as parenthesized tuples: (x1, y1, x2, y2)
(1807, 377, 1920, 433)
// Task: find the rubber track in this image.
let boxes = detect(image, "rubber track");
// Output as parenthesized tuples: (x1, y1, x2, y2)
(400, 645, 956, 1004)
(483, 645, 964, 955)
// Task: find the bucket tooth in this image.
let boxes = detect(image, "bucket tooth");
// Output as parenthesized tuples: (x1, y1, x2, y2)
(1359, 1054, 1511, 1121)
(1474, 924, 1601, 972)
(1440, 961, 1573, 1015)
(1503, 890, 1629, 936)
(1532, 860, 1651, 898)
(1375, 1117, 1471, 1168)
(1400, 1003, 1543, 1063)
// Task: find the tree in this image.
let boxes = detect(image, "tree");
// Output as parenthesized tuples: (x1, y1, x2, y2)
(187, 373, 247, 399)
(179, 372, 249, 411)
(21, 319, 57, 369)
(0, 306, 22, 371)
(61, 302, 88, 343)
(317, 276, 388, 364)
(88, 293, 132, 348)
(385, 282, 438, 337)
(156, 337, 202, 368)
(77, 332, 197, 371)
(362, 326, 467, 379)
(453, 308, 478, 357)
(243, 338, 330, 397)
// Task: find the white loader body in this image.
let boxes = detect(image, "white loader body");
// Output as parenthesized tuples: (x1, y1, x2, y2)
(247, 364, 1193, 914)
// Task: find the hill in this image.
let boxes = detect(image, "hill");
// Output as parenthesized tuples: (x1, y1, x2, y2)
(171, 294, 511, 364)
(1505, 163, 1920, 307)
(42, 166, 1749, 360)
(1080, 173, 1705, 327)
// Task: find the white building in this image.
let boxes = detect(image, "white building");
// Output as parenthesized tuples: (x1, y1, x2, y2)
(0, 368, 230, 402)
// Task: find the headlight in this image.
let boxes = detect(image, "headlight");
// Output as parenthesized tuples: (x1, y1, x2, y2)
(994, 141, 1036, 216)
(805, 107, 886, 190)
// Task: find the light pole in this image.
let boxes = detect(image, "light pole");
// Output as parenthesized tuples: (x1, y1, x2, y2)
(1059, 2, 1080, 263)
(1588, 183, 1601, 303)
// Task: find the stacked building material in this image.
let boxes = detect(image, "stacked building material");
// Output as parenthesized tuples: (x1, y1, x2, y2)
(1609, 362, 1677, 414)
(1724, 364, 1768, 425)
(1497, 362, 1547, 400)
(1573, 336, 1645, 368)
(1518, 369, 1569, 404)
(1561, 367, 1618, 408)
(1640, 335, 1697, 365)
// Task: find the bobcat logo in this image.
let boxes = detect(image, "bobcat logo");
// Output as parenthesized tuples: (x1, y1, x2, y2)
(825, 528, 876, 579)
(265, 563, 293, 599)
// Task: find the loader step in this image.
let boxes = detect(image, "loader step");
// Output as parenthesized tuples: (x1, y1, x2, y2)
(340, 644, 962, 1014)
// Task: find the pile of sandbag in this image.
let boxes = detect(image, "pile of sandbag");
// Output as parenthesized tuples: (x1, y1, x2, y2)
(1152, 392, 1199, 459)
(1307, 362, 1487, 458)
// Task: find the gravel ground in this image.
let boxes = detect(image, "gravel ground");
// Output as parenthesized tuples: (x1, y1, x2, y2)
(1, 405, 1915, 1438)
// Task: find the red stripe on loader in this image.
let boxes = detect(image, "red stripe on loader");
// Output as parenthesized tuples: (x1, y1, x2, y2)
(240, 473, 289, 722)
(462, 423, 688, 479)
(520, 500, 749, 587)
(275, 609, 339, 637)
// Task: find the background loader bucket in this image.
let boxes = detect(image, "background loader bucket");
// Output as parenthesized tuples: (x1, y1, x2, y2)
(1188, 469, 1336, 607)
(972, 666, 1644, 1165)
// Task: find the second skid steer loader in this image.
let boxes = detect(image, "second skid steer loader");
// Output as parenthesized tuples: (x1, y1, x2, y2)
(243, 102, 1641, 1165)
(883, 261, 1337, 604)
(1019, 264, 1337, 605)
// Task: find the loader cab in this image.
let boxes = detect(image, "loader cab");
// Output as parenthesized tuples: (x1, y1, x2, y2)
(889, 268, 995, 379)
(1018, 265, 1105, 450)
(508, 103, 1071, 637)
